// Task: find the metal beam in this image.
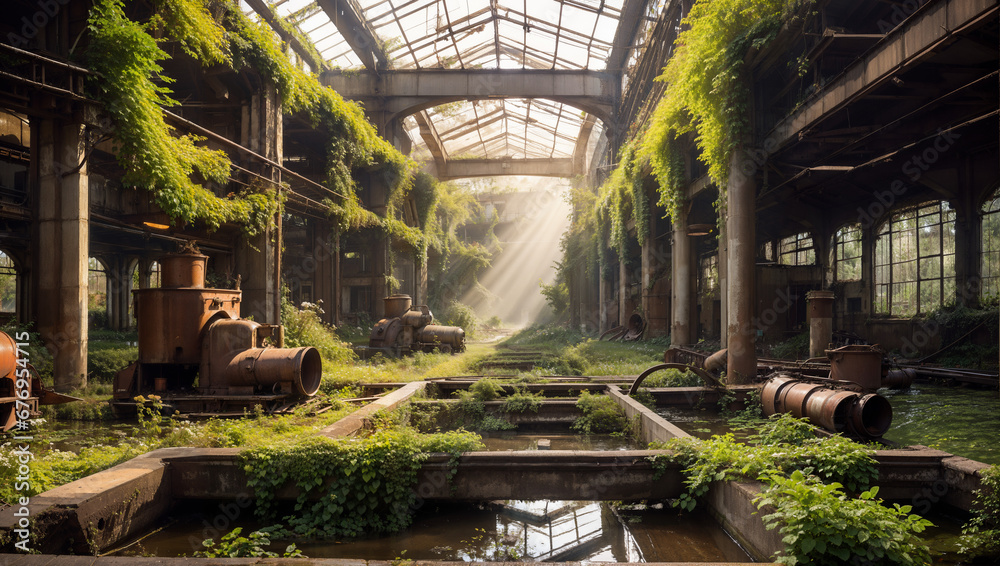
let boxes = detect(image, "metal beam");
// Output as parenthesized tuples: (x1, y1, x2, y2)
(244, 0, 326, 72)
(768, 0, 997, 152)
(315, 0, 389, 71)
(322, 68, 616, 123)
(572, 113, 597, 175)
(429, 158, 576, 179)
(605, 0, 651, 72)
(413, 110, 448, 172)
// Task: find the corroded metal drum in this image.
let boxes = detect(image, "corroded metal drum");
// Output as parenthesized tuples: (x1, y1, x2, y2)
(805, 388, 859, 433)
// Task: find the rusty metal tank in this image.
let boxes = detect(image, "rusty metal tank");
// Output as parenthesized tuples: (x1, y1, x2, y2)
(418, 324, 466, 353)
(827, 344, 883, 390)
(133, 253, 240, 365)
(367, 295, 466, 355)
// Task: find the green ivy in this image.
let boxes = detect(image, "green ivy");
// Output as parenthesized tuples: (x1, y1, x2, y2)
(86, 0, 280, 235)
(195, 527, 304, 558)
(240, 429, 483, 538)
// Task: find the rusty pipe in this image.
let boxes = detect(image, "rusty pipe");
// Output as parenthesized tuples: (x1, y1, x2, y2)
(418, 325, 465, 352)
(804, 388, 859, 433)
(760, 374, 797, 415)
(883, 368, 916, 389)
(850, 393, 893, 438)
(222, 346, 322, 397)
(704, 349, 728, 373)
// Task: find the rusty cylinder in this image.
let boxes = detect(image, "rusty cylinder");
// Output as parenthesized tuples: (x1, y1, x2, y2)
(850, 393, 893, 438)
(418, 325, 465, 352)
(883, 368, 916, 389)
(223, 347, 322, 397)
(806, 290, 835, 359)
(384, 294, 413, 319)
(704, 349, 728, 373)
(804, 388, 859, 433)
(760, 374, 797, 415)
(779, 381, 822, 418)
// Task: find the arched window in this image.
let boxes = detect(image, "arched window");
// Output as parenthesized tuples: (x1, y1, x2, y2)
(875, 201, 956, 316)
(981, 192, 1000, 300)
(149, 261, 162, 288)
(0, 250, 16, 314)
(88, 257, 108, 327)
(779, 232, 815, 266)
(833, 224, 862, 281)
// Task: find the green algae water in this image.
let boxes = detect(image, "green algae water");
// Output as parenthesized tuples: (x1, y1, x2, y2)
(882, 382, 999, 465)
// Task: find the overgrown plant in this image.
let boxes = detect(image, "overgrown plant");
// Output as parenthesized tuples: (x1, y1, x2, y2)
(240, 429, 483, 538)
(756, 470, 933, 566)
(572, 391, 629, 434)
(195, 527, 303, 558)
(650, 414, 878, 511)
(961, 464, 1000, 559)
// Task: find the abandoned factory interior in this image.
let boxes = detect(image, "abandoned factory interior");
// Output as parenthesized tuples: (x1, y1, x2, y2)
(0, 0, 998, 563)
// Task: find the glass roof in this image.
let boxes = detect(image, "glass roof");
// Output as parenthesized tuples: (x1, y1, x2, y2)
(245, 0, 632, 168)
(260, 0, 624, 70)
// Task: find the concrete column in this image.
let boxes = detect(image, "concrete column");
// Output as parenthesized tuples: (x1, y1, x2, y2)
(415, 259, 428, 307)
(719, 206, 728, 348)
(313, 222, 338, 325)
(236, 82, 282, 324)
(618, 256, 628, 324)
(806, 290, 835, 359)
(106, 256, 134, 331)
(726, 148, 757, 384)
(32, 117, 88, 391)
(671, 209, 693, 346)
(599, 258, 609, 331)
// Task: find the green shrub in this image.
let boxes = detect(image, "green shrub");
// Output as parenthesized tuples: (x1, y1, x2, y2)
(756, 470, 932, 566)
(573, 391, 628, 434)
(640, 367, 702, 387)
(282, 298, 356, 363)
(770, 332, 809, 360)
(440, 301, 479, 339)
(87, 346, 137, 382)
(196, 527, 303, 558)
(240, 429, 483, 538)
(962, 464, 1000, 559)
(501, 387, 544, 413)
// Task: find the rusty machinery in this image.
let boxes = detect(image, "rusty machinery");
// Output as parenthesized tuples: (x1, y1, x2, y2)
(367, 295, 465, 356)
(113, 249, 322, 415)
(0, 331, 78, 431)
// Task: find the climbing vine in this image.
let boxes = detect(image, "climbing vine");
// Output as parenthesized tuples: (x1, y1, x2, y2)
(85, 0, 279, 234)
(241, 429, 483, 538)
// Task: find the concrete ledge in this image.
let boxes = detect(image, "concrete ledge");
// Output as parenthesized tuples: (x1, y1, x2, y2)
(409, 398, 582, 425)
(705, 480, 783, 563)
(0, 449, 174, 554)
(606, 386, 689, 443)
(166, 448, 684, 502)
(320, 381, 426, 437)
(0, 557, 761, 565)
(430, 381, 607, 397)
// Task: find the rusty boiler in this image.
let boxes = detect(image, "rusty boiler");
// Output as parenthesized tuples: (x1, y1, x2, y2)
(368, 295, 466, 356)
(113, 250, 321, 414)
(0, 331, 78, 431)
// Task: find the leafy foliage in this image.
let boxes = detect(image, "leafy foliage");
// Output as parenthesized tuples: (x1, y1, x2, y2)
(572, 391, 629, 434)
(500, 387, 544, 413)
(195, 527, 303, 558)
(756, 470, 933, 566)
(281, 295, 356, 364)
(650, 414, 878, 511)
(440, 302, 480, 340)
(86, 0, 279, 234)
(961, 464, 1000, 558)
(240, 429, 483, 537)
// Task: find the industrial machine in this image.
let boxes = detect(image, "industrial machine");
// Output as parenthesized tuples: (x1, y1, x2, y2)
(0, 331, 78, 431)
(112, 247, 322, 416)
(367, 295, 465, 356)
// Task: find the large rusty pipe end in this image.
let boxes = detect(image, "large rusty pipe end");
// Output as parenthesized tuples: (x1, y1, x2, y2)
(222, 346, 322, 397)
(851, 393, 893, 438)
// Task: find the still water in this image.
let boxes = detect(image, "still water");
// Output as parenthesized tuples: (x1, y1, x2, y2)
(115, 500, 752, 562)
(883, 382, 999, 465)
